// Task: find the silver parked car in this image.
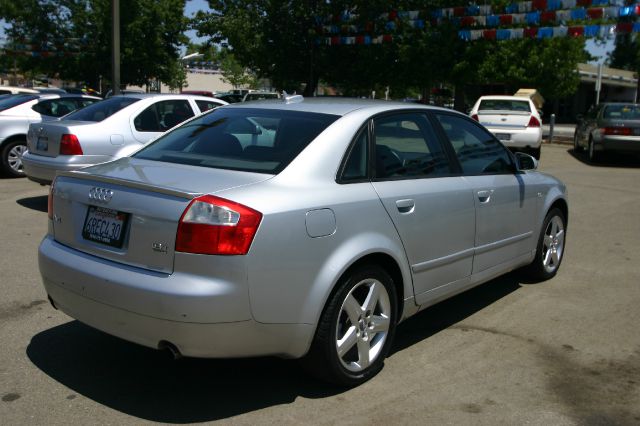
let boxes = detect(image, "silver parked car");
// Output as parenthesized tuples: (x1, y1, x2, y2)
(39, 97, 568, 386)
(573, 102, 640, 163)
(0, 93, 100, 176)
(22, 94, 228, 184)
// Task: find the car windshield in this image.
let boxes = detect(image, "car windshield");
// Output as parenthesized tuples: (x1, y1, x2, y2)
(603, 104, 640, 120)
(0, 94, 38, 111)
(133, 108, 339, 174)
(478, 99, 531, 112)
(63, 96, 140, 122)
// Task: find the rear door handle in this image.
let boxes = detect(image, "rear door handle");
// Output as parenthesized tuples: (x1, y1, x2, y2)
(477, 190, 494, 203)
(395, 199, 415, 214)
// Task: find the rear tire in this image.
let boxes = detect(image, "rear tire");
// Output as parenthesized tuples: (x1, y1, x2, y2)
(301, 265, 397, 387)
(525, 208, 566, 281)
(573, 132, 583, 153)
(588, 137, 598, 164)
(1, 139, 27, 177)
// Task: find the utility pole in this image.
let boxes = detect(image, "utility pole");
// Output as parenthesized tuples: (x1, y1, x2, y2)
(111, 0, 121, 95)
(595, 63, 602, 105)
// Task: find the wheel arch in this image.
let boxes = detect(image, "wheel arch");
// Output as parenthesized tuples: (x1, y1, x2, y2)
(1, 133, 28, 149)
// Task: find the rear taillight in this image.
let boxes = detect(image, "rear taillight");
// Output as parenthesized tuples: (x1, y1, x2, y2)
(47, 178, 56, 220)
(602, 127, 632, 136)
(527, 116, 541, 127)
(60, 134, 83, 155)
(175, 195, 262, 255)
(471, 114, 479, 121)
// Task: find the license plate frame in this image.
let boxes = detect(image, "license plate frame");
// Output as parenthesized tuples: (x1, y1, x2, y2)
(495, 133, 511, 141)
(82, 206, 129, 248)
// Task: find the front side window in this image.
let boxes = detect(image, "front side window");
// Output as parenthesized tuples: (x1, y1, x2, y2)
(195, 99, 223, 113)
(133, 108, 338, 174)
(435, 113, 514, 175)
(373, 113, 451, 179)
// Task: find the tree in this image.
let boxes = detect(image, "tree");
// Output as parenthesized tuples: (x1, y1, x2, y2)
(219, 52, 256, 89)
(1, 0, 189, 90)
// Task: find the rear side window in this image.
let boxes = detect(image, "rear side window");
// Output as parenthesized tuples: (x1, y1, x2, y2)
(435, 113, 513, 175)
(133, 108, 338, 174)
(195, 99, 223, 113)
(478, 99, 531, 112)
(0, 94, 38, 111)
(134, 99, 195, 132)
(64, 96, 140, 122)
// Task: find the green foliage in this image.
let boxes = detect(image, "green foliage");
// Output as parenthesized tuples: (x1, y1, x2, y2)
(2, 0, 188, 90)
(192, 0, 589, 102)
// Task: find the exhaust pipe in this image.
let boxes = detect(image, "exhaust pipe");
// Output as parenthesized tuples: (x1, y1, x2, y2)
(158, 340, 182, 360)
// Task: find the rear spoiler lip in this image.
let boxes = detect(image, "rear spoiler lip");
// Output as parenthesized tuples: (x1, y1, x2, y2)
(57, 170, 202, 200)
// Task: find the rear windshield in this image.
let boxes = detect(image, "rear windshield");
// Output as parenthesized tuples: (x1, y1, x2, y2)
(133, 108, 339, 174)
(63, 96, 140, 122)
(478, 99, 532, 112)
(603, 104, 640, 120)
(0, 94, 38, 111)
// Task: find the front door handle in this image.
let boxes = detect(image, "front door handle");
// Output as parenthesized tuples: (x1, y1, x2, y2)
(395, 199, 415, 214)
(477, 190, 494, 203)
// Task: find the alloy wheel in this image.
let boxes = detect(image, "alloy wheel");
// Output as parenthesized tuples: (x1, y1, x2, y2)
(8, 144, 27, 173)
(542, 215, 565, 274)
(335, 278, 391, 373)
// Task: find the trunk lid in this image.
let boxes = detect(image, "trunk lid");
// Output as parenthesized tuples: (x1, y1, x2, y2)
(477, 111, 532, 130)
(51, 158, 273, 273)
(27, 120, 95, 158)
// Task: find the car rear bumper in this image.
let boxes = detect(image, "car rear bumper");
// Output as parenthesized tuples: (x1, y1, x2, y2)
(38, 235, 313, 359)
(597, 135, 640, 153)
(484, 127, 542, 149)
(22, 151, 113, 184)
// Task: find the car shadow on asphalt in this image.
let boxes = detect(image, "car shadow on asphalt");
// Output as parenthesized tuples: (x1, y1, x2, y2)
(16, 195, 48, 212)
(568, 148, 640, 168)
(27, 273, 523, 423)
(391, 272, 522, 355)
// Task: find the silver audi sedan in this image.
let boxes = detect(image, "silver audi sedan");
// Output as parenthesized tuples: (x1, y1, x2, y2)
(39, 97, 567, 386)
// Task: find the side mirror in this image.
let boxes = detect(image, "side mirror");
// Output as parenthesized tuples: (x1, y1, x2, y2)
(515, 152, 538, 171)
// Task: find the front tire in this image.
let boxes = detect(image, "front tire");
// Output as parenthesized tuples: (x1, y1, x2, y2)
(526, 208, 566, 281)
(302, 265, 397, 386)
(1, 140, 27, 177)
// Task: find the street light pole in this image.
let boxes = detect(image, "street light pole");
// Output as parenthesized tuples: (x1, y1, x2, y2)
(112, 0, 120, 95)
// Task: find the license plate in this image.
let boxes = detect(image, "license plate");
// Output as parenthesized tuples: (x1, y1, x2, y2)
(36, 137, 48, 151)
(82, 206, 129, 248)
(495, 133, 511, 141)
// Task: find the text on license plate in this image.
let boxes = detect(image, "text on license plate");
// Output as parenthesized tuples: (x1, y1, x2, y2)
(82, 206, 129, 248)
(495, 133, 511, 141)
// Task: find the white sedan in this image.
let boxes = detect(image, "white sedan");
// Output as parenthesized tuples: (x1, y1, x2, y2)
(470, 95, 543, 159)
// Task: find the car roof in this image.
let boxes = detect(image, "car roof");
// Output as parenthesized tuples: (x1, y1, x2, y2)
(478, 95, 532, 101)
(117, 93, 225, 100)
(223, 97, 453, 116)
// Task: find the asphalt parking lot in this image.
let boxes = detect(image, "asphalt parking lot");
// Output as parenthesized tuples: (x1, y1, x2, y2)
(1, 143, 639, 425)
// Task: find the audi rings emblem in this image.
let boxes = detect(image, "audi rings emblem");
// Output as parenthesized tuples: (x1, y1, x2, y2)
(88, 187, 114, 203)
